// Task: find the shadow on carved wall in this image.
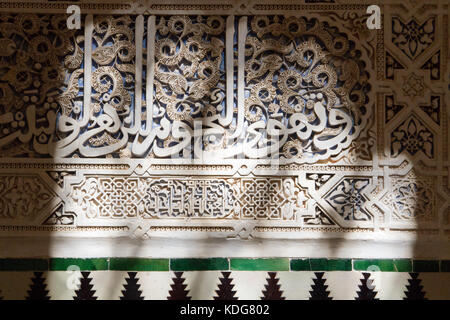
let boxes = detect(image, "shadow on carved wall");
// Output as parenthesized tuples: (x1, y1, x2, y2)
(0, 5, 447, 299)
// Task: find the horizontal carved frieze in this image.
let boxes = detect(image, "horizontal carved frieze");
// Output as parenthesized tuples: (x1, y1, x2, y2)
(69, 176, 307, 220)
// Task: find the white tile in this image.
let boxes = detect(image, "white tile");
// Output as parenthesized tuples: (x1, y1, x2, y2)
(46, 271, 78, 300)
(277, 271, 315, 300)
(374, 272, 410, 300)
(139, 272, 172, 300)
(325, 272, 361, 300)
(231, 271, 268, 300)
(91, 271, 128, 300)
(184, 271, 222, 300)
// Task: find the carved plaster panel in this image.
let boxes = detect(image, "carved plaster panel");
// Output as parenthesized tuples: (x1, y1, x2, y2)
(0, 0, 448, 245)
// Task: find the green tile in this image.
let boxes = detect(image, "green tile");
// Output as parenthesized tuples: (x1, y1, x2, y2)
(309, 259, 328, 271)
(329, 259, 353, 271)
(309, 259, 352, 271)
(171, 258, 229, 271)
(393, 259, 412, 272)
(109, 258, 168, 271)
(353, 259, 395, 272)
(441, 260, 450, 272)
(230, 258, 289, 271)
(0, 259, 48, 271)
(290, 259, 311, 271)
(413, 260, 439, 272)
(49, 258, 108, 271)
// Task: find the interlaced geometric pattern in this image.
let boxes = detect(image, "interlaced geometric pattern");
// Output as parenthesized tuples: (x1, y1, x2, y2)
(71, 177, 238, 219)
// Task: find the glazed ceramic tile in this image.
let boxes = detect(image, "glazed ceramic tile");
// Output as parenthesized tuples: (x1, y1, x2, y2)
(91, 271, 129, 300)
(370, 272, 410, 300)
(277, 271, 315, 300)
(139, 271, 175, 300)
(229, 271, 268, 300)
(183, 271, 223, 300)
(323, 272, 362, 300)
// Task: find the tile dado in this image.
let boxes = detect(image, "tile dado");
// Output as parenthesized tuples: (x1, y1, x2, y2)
(0, 258, 448, 299)
(0, 270, 449, 300)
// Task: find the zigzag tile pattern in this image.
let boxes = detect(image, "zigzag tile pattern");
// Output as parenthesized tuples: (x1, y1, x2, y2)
(0, 270, 448, 300)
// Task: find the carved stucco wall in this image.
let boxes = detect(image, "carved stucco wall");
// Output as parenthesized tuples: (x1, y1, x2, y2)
(0, 0, 449, 259)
